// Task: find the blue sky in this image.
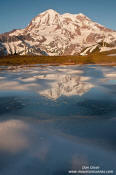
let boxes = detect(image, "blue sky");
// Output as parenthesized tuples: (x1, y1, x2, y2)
(0, 0, 116, 34)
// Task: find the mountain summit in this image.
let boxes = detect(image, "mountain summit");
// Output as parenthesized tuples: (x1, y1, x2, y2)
(0, 9, 116, 56)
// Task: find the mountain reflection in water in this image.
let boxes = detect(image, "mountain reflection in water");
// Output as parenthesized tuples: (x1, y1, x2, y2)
(0, 65, 116, 175)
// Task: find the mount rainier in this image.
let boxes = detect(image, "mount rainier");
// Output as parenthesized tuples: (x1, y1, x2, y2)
(0, 9, 116, 56)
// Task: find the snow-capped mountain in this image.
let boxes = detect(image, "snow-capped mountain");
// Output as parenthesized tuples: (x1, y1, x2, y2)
(0, 9, 116, 56)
